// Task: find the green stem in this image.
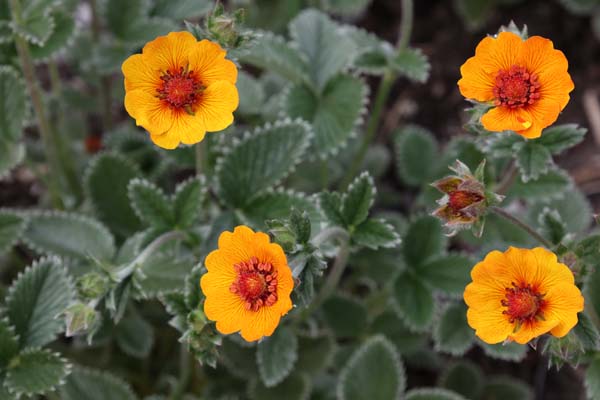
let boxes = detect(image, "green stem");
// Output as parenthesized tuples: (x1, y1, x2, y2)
(171, 344, 192, 400)
(195, 141, 207, 176)
(494, 161, 518, 195)
(490, 206, 553, 248)
(90, 0, 112, 131)
(339, 0, 414, 189)
(9, 0, 63, 208)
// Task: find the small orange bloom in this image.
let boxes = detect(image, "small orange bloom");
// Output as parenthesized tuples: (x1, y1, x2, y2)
(201, 225, 294, 342)
(122, 31, 238, 149)
(458, 31, 574, 139)
(464, 247, 583, 344)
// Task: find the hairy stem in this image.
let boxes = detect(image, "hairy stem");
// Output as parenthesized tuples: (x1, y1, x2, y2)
(90, 0, 113, 131)
(490, 206, 553, 248)
(195, 141, 207, 177)
(171, 344, 192, 400)
(495, 161, 518, 195)
(339, 0, 414, 189)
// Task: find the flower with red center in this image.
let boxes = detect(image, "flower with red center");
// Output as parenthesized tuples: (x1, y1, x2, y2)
(458, 31, 574, 138)
(122, 31, 238, 149)
(200, 225, 294, 342)
(464, 247, 584, 344)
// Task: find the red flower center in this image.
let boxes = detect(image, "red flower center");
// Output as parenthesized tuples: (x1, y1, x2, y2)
(448, 190, 483, 212)
(156, 67, 204, 112)
(230, 257, 278, 311)
(501, 282, 545, 324)
(493, 65, 541, 109)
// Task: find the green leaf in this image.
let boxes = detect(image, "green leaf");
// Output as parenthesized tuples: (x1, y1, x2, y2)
(479, 340, 528, 362)
(0, 318, 19, 369)
(151, 0, 212, 19)
(323, 0, 371, 16)
(60, 368, 137, 400)
(5, 348, 70, 398)
(115, 312, 154, 359)
(337, 335, 405, 400)
(482, 376, 532, 400)
(586, 265, 600, 318)
(439, 361, 484, 400)
(243, 190, 319, 229)
(220, 337, 258, 379)
(322, 295, 368, 338)
(434, 303, 475, 356)
(538, 208, 567, 245)
(482, 132, 525, 157)
(0, 210, 25, 255)
(135, 253, 194, 297)
(454, 0, 494, 30)
(6, 257, 74, 347)
(393, 272, 435, 331)
(391, 47, 431, 83)
(515, 142, 552, 182)
(353, 218, 400, 250)
(128, 178, 173, 228)
(0, 66, 26, 177)
(12, 0, 56, 45)
(534, 124, 586, 154)
(529, 188, 592, 233)
(85, 153, 142, 239)
(216, 120, 311, 207)
(573, 312, 600, 351)
(394, 125, 438, 186)
(30, 10, 75, 59)
(286, 74, 366, 157)
(508, 169, 570, 200)
(118, 18, 175, 45)
(104, 0, 144, 39)
(558, 0, 600, 14)
(342, 172, 375, 227)
(23, 211, 116, 261)
(318, 191, 345, 226)
(405, 388, 467, 400)
(289, 9, 356, 89)
(257, 327, 298, 387)
(295, 333, 335, 374)
(402, 215, 445, 267)
(236, 71, 266, 116)
(342, 25, 393, 75)
(586, 358, 600, 400)
(249, 374, 311, 400)
(370, 310, 427, 354)
(172, 176, 206, 228)
(241, 33, 310, 84)
(416, 254, 472, 295)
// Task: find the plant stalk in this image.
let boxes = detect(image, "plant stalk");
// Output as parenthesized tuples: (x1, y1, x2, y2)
(495, 161, 518, 195)
(490, 206, 553, 248)
(171, 344, 192, 400)
(195, 141, 207, 176)
(90, 0, 113, 131)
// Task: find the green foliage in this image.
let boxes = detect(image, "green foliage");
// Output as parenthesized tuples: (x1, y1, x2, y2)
(295, 333, 335, 374)
(395, 125, 439, 186)
(337, 335, 405, 400)
(393, 272, 435, 331)
(434, 303, 475, 356)
(4, 348, 70, 398)
(216, 120, 311, 207)
(402, 216, 445, 267)
(85, 153, 142, 239)
(23, 211, 116, 261)
(508, 169, 570, 200)
(515, 142, 552, 182)
(0, 210, 25, 255)
(0, 319, 19, 369)
(10, 0, 59, 45)
(482, 376, 532, 400)
(439, 361, 484, 399)
(322, 295, 368, 338)
(405, 388, 467, 400)
(479, 341, 528, 362)
(249, 373, 311, 400)
(128, 179, 174, 228)
(534, 124, 587, 154)
(60, 368, 137, 400)
(114, 311, 154, 358)
(30, 10, 75, 59)
(391, 48, 431, 83)
(0, 66, 26, 177)
(257, 327, 298, 387)
(352, 218, 400, 250)
(417, 254, 472, 295)
(587, 357, 600, 400)
(6, 257, 74, 348)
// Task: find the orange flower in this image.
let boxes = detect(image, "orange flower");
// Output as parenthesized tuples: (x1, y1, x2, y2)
(464, 247, 583, 344)
(458, 31, 573, 139)
(122, 31, 238, 149)
(200, 225, 294, 342)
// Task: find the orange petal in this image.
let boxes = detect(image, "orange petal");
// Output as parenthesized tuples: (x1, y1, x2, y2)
(124, 89, 173, 134)
(474, 32, 523, 74)
(142, 31, 198, 72)
(239, 307, 283, 342)
(200, 268, 236, 297)
(204, 290, 246, 335)
(458, 56, 495, 102)
(481, 107, 532, 133)
(150, 131, 180, 149)
(466, 307, 513, 344)
(169, 111, 206, 145)
(508, 318, 560, 344)
(518, 36, 569, 78)
(122, 53, 161, 92)
(195, 81, 238, 132)
(189, 39, 238, 85)
(544, 283, 584, 338)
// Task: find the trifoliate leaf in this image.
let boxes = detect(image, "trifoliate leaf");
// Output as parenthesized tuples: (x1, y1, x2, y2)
(6, 257, 74, 348)
(134, 253, 194, 298)
(533, 124, 586, 154)
(128, 178, 173, 228)
(289, 9, 357, 90)
(402, 215, 446, 267)
(322, 295, 368, 338)
(538, 208, 567, 245)
(0, 318, 19, 369)
(295, 333, 335, 374)
(515, 142, 552, 182)
(529, 187, 592, 234)
(370, 311, 427, 354)
(5, 348, 70, 398)
(216, 120, 311, 207)
(257, 327, 298, 387)
(439, 361, 484, 400)
(30, 10, 75, 59)
(11, 0, 56, 45)
(394, 125, 439, 186)
(391, 47, 431, 83)
(393, 272, 435, 331)
(115, 312, 154, 359)
(353, 218, 400, 250)
(337, 335, 405, 400)
(286, 74, 366, 157)
(23, 211, 116, 261)
(508, 169, 570, 200)
(0, 66, 26, 143)
(573, 312, 600, 351)
(242, 190, 319, 230)
(434, 303, 475, 356)
(0, 210, 25, 256)
(85, 153, 142, 239)
(342, 172, 375, 227)
(318, 191, 345, 227)
(236, 71, 267, 116)
(173, 176, 206, 229)
(60, 368, 137, 400)
(416, 254, 472, 295)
